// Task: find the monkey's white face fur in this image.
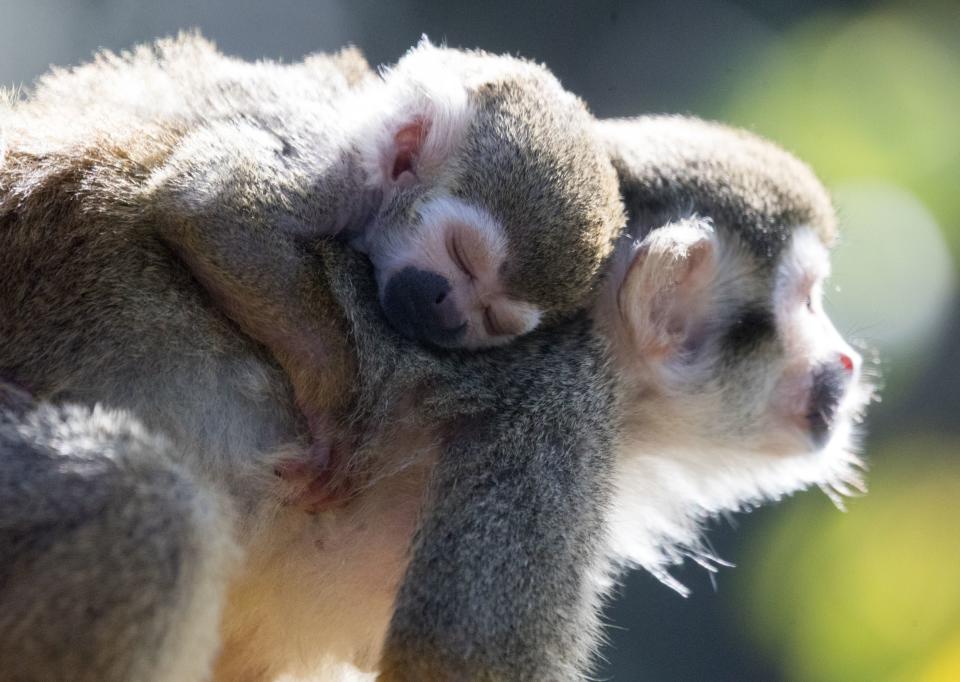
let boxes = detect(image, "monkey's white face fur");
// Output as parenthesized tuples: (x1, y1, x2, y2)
(596, 221, 874, 590)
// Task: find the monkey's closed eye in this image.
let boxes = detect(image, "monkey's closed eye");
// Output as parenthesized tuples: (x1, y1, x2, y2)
(799, 277, 817, 313)
(448, 235, 474, 280)
(483, 307, 506, 337)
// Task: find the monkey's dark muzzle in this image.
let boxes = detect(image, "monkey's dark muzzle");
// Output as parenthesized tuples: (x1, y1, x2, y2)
(806, 366, 849, 448)
(382, 267, 467, 347)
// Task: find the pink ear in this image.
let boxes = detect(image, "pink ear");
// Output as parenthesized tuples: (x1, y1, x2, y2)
(390, 119, 428, 185)
(618, 221, 716, 356)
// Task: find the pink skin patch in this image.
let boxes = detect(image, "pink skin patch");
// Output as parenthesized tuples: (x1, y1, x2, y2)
(274, 412, 353, 513)
(391, 119, 427, 182)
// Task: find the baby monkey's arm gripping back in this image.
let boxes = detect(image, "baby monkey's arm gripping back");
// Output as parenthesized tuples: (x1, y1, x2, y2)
(307, 240, 616, 681)
(326, 286, 620, 680)
(377, 339, 618, 681)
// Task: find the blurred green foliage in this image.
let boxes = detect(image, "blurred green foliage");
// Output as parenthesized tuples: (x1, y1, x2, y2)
(719, 3, 960, 259)
(718, 4, 960, 680)
(742, 439, 960, 681)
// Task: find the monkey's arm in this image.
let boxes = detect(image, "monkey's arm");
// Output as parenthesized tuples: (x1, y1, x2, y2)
(379, 329, 616, 681)
(0, 383, 237, 682)
(157, 216, 354, 416)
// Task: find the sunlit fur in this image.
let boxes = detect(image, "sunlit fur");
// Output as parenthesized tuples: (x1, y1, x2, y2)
(0, 397, 239, 681)
(1, 36, 620, 679)
(2, 47, 878, 679)
(19, 33, 618, 352)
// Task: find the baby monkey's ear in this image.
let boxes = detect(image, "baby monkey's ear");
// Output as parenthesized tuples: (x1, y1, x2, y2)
(365, 70, 472, 192)
(618, 219, 716, 357)
(390, 119, 428, 186)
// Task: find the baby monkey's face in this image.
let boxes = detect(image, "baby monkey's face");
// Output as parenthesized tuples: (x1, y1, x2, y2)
(362, 192, 543, 349)
(603, 220, 873, 482)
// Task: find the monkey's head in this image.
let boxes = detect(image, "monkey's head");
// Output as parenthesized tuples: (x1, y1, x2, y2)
(602, 220, 872, 465)
(350, 41, 624, 349)
(594, 117, 877, 576)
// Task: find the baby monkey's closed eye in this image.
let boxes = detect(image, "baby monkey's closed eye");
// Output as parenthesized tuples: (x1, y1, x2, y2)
(482, 307, 507, 338)
(447, 230, 475, 281)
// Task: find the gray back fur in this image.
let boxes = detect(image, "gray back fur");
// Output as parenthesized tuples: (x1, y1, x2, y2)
(0, 34, 619, 680)
(599, 115, 836, 262)
(0, 383, 237, 682)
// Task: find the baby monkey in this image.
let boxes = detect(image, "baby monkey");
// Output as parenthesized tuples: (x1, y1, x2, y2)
(148, 38, 624, 501)
(153, 37, 623, 349)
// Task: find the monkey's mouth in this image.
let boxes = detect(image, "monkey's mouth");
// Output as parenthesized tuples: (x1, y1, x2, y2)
(805, 367, 848, 449)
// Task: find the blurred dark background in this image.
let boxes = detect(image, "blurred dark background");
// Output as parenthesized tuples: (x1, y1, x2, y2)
(3, 1, 957, 679)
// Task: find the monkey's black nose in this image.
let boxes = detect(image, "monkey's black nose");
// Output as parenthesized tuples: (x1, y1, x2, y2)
(807, 365, 849, 447)
(381, 267, 466, 347)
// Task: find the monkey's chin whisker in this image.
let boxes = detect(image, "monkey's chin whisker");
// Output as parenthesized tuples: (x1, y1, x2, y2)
(605, 415, 868, 593)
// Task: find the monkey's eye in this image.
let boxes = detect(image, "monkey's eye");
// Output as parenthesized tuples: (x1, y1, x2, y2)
(798, 276, 817, 313)
(483, 307, 506, 337)
(448, 235, 474, 280)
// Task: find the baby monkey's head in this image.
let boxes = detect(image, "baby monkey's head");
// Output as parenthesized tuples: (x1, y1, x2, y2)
(352, 41, 624, 349)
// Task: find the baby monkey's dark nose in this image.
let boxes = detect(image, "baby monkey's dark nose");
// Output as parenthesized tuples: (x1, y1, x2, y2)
(382, 267, 467, 347)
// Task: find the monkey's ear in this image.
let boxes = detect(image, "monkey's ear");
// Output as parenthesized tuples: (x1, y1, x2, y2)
(361, 55, 472, 191)
(618, 220, 716, 357)
(387, 119, 428, 188)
